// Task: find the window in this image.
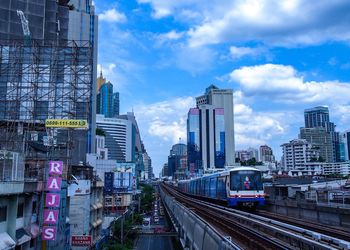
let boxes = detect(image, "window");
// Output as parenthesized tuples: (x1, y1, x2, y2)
(17, 203, 24, 218)
(0, 206, 7, 222)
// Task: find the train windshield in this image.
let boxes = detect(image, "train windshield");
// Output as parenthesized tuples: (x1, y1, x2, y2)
(230, 170, 263, 191)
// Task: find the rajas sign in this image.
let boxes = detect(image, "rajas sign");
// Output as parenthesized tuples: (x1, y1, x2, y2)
(42, 161, 63, 241)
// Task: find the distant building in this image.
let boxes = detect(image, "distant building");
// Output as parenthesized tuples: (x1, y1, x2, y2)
(235, 150, 250, 162)
(281, 139, 320, 171)
(260, 145, 275, 163)
(247, 147, 259, 161)
(339, 131, 350, 162)
(113, 92, 120, 117)
(303, 106, 339, 162)
(97, 81, 114, 118)
(96, 114, 133, 162)
(187, 85, 235, 172)
(168, 143, 187, 178)
(161, 163, 169, 177)
(299, 127, 333, 163)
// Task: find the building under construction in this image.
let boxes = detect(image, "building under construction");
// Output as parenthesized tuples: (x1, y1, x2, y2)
(0, 38, 93, 180)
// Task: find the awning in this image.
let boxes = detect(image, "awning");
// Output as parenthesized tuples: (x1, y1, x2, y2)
(96, 202, 103, 209)
(0, 232, 16, 250)
(16, 228, 31, 245)
(30, 224, 40, 238)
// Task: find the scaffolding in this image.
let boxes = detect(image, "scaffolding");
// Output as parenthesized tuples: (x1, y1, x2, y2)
(0, 39, 93, 180)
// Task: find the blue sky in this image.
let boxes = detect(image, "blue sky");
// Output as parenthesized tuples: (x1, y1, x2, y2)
(94, 0, 350, 176)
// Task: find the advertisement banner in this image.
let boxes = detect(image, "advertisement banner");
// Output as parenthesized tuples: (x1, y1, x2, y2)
(45, 193, 60, 207)
(71, 235, 92, 246)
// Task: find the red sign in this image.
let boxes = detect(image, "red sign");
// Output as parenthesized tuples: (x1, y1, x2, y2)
(71, 235, 92, 246)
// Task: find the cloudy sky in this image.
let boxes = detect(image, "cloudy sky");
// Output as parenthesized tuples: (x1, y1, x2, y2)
(95, 0, 350, 176)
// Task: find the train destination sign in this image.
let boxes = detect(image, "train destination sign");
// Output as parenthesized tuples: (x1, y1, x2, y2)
(45, 119, 88, 129)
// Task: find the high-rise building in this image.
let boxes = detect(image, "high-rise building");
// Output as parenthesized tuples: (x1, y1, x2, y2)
(300, 127, 333, 163)
(281, 139, 320, 171)
(260, 145, 275, 163)
(187, 108, 202, 175)
(189, 85, 234, 171)
(196, 85, 235, 168)
(96, 114, 133, 162)
(304, 106, 339, 162)
(113, 92, 120, 117)
(339, 131, 350, 162)
(98, 81, 114, 117)
(168, 143, 187, 178)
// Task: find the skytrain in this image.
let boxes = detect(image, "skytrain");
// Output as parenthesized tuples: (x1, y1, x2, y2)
(178, 167, 265, 208)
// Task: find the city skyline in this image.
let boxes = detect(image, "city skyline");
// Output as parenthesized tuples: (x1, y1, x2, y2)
(95, 0, 350, 175)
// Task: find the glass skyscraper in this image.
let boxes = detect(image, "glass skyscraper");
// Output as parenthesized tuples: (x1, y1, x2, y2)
(187, 108, 202, 176)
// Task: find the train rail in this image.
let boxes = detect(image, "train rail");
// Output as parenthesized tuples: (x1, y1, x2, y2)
(161, 183, 350, 250)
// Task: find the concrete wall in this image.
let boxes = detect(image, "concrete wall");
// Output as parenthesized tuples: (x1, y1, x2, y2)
(265, 199, 350, 228)
(160, 188, 239, 250)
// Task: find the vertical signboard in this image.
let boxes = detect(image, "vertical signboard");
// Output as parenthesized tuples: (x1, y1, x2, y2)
(42, 161, 64, 241)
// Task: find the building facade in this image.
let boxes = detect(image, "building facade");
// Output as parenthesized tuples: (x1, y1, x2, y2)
(281, 139, 320, 171)
(339, 131, 350, 162)
(300, 127, 333, 163)
(260, 145, 275, 163)
(195, 85, 235, 169)
(304, 106, 339, 162)
(96, 114, 133, 162)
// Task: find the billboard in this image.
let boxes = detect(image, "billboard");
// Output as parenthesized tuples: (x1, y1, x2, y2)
(45, 119, 88, 129)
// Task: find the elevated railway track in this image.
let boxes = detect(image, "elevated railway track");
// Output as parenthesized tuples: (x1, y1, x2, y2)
(161, 183, 350, 250)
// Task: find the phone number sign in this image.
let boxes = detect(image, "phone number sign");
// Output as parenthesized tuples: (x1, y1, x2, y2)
(45, 119, 88, 129)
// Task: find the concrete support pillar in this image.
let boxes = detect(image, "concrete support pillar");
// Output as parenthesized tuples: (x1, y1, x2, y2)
(7, 195, 18, 240)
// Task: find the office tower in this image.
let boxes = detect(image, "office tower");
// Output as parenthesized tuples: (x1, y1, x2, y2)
(191, 85, 234, 171)
(113, 92, 120, 117)
(187, 108, 202, 175)
(260, 145, 275, 163)
(299, 127, 333, 163)
(338, 131, 350, 161)
(168, 143, 187, 178)
(96, 114, 133, 162)
(98, 81, 114, 117)
(281, 139, 320, 171)
(196, 85, 235, 167)
(304, 106, 339, 162)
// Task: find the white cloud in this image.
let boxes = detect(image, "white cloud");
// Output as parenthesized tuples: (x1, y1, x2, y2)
(230, 64, 350, 105)
(229, 46, 266, 59)
(138, 0, 350, 48)
(134, 97, 195, 143)
(99, 9, 127, 23)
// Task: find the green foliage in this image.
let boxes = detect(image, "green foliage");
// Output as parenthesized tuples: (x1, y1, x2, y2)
(140, 184, 155, 213)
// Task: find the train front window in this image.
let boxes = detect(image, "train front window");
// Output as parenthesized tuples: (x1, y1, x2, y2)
(230, 170, 263, 191)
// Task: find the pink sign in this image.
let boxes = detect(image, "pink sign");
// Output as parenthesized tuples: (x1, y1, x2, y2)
(44, 210, 59, 224)
(42, 226, 57, 241)
(48, 161, 63, 175)
(47, 177, 62, 191)
(45, 193, 60, 207)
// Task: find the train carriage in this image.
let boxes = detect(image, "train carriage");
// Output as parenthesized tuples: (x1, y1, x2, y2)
(178, 166, 265, 208)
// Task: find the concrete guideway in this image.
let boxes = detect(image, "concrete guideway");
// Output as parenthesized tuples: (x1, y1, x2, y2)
(160, 185, 242, 250)
(162, 183, 350, 250)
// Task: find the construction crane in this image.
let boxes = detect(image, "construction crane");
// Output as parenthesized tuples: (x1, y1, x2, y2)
(16, 10, 31, 45)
